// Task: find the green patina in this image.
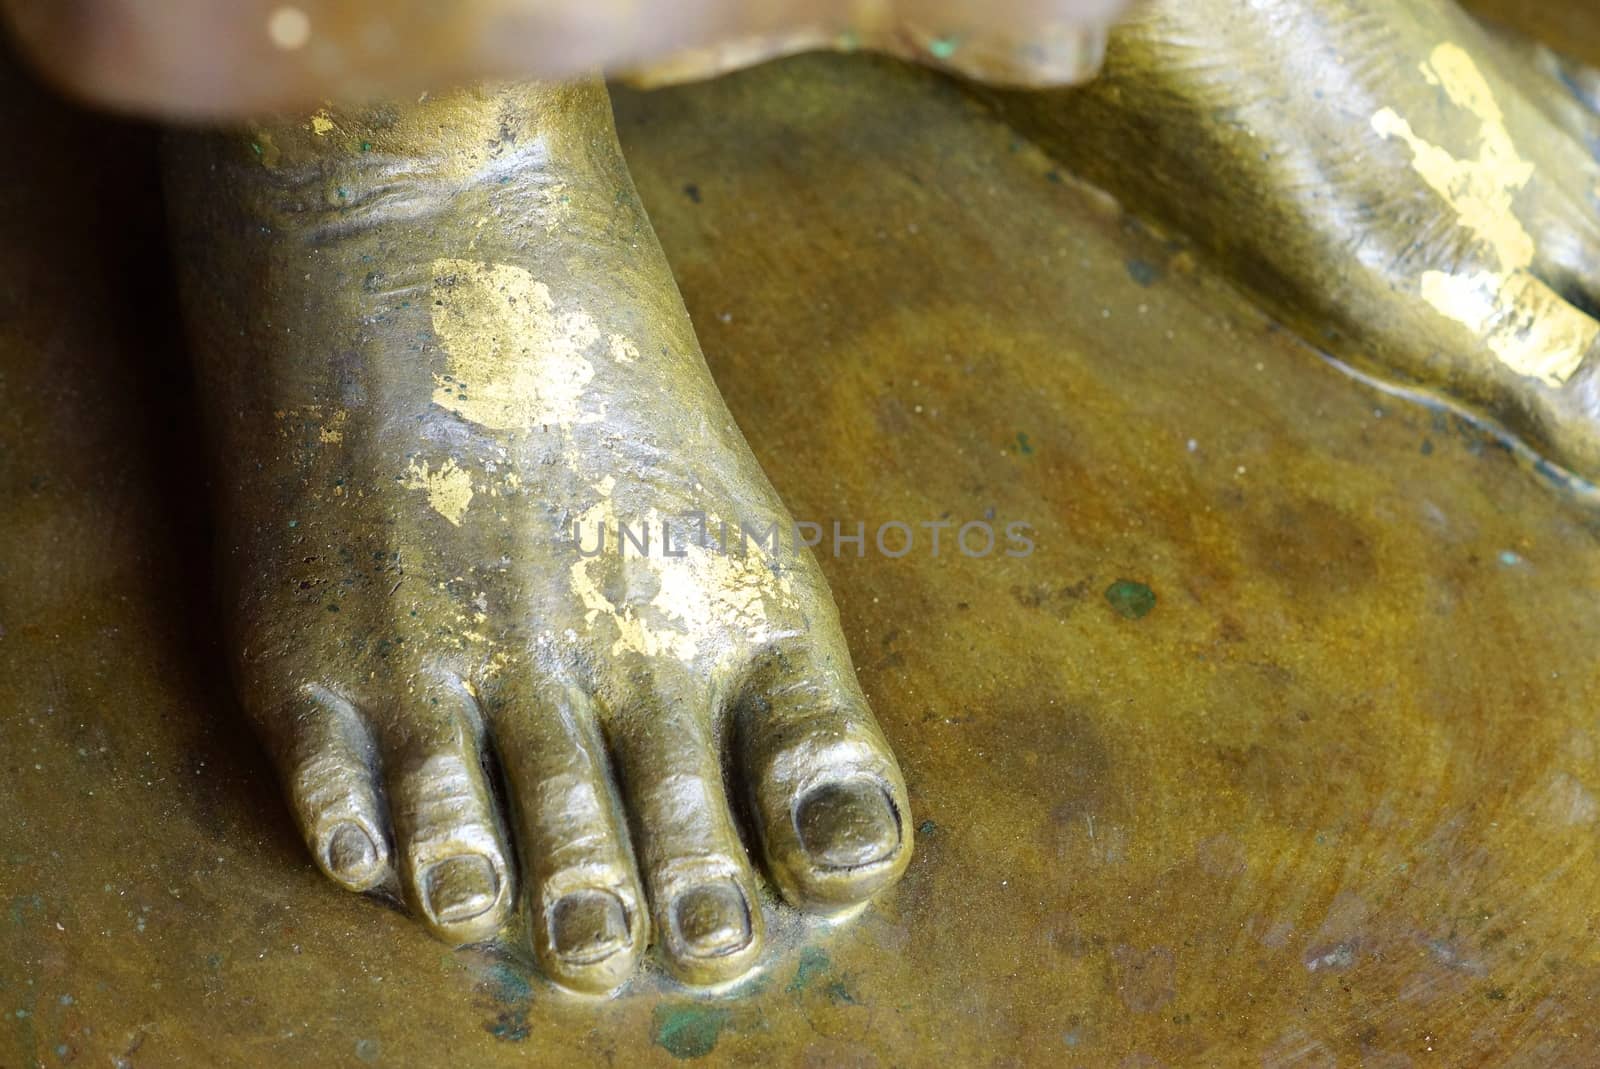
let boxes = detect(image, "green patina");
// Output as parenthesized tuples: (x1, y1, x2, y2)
(651, 1004, 730, 1060)
(9, 893, 43, 925)
(482, 961, 533, 1006)
(487, 1011, 530, 1043)
(928, 36, 961, 60)
(1126, 259, 1161, 287)
(788, 946, 831, 993)
(1016, 432, 1035, 456)
(1105, 579, 1157, 620)
(478, 960, 534, 1043)
(786, 947, 859, 1005)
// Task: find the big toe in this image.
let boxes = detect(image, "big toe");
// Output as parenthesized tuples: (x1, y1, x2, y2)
(794, 778, 903, 871)
(737, 653, 912, 911)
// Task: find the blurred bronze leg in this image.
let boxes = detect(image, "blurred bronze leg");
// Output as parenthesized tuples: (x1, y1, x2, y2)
(986, 0, 1600, 488)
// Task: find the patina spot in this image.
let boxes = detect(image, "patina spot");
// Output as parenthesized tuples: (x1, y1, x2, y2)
(1125, 259, 1161, 287)
(787, 946, 831, 993)
(1105, 579, 1157, 620)
(651, 1004, 730, 1060)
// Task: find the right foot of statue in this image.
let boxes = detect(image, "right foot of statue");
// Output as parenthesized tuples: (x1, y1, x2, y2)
(164, 81, 911, 995)
(990, 0, 1600, 485)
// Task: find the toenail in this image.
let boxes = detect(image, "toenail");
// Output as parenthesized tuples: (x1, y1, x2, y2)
(670, 880, 752, 959)
(549, 889, 630, 965)
(325, 822, 380, 880)
(794, 779, 900, 870)
(421, 855, 498, 925)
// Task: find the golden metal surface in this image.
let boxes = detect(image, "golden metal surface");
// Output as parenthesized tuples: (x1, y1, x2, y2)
(163, 74, 912, 994)
(8, 17, 1600, 1067)
(984, 0, 1600, 488)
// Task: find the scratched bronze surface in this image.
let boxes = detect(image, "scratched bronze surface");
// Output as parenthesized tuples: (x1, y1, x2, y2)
(7, 41, 1600, 1067)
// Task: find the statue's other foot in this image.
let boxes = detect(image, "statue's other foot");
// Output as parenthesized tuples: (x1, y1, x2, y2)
(988, 0, 1600, 485)
(164, 80, 910, 994)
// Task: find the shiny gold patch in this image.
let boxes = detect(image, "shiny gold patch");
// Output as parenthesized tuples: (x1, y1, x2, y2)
(404, 457, 475, 526)
(429, 260, 604, 431)
(1371, 43, 1596, 387)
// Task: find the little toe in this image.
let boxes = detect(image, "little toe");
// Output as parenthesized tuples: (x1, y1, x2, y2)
(609, 682, 764, 986)
(493, 682, 647, 995)
(383, 679, 514, 944)
(274, 685, 390, 892)
(325, 821, 383, 883)
(735, 652, 912, 911)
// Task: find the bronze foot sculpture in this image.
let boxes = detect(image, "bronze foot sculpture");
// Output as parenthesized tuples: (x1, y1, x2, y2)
(165, 81, 911, 995)
(9, 0, 1600, 1000)
(991, 0, 1600, 485)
